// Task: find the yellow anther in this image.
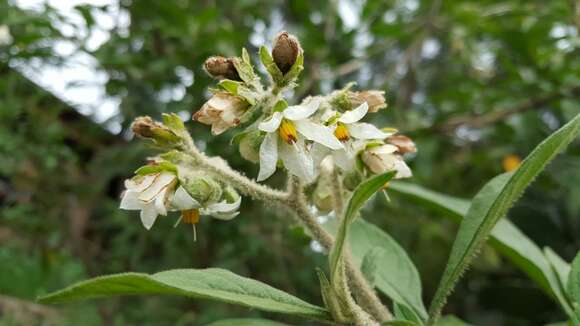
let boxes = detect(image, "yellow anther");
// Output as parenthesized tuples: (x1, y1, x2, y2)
(182, 209, 201, 224)
(278, 119, 298, 144)
(334, 123, 350, 142)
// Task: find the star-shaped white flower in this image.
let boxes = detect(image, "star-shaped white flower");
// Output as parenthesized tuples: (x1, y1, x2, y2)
(318, 102, 394, 171)
(120, 172, 177, 230)
(171, 186, 242, 221)
(257, 99, 343, 182)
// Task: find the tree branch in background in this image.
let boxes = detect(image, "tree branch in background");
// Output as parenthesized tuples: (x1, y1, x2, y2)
(429, 85, 580, 133)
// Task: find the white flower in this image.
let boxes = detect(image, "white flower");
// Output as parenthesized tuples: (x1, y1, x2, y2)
(120, 172, 177, 230)
(361, 144, 412, 179)
(194, 93, 249, 135)
(0, 25, 13, 46)
(317, 102, 394, 171)
(171, 186, 242, 222)
(257, 99, 343, 182)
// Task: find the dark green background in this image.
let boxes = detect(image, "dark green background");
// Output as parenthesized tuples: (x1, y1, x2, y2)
(0, 0, 579, 324)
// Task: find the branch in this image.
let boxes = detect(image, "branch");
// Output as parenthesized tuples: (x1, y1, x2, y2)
(425, 86, 580, 133)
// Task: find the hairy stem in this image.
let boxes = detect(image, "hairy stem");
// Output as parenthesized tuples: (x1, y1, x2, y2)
(286, 177, 392, 323)
(182, 136, 392, 323)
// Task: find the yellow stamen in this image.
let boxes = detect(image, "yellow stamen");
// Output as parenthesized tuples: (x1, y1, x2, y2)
(182, 209, 201, 224)
(502, 154, 521, 172)
(278, 119, 298, 144)
(334, 123, 350, 142)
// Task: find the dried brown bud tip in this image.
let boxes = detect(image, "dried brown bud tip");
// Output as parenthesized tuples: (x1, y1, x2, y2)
(386, 134, 417, 154)
(131, 116, 179, 143)
(272, 31, 301, 74)
(348, 90, 387, 113)
(203, 56, 240, 81)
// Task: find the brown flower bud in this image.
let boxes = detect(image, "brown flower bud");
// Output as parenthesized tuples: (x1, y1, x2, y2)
(203, 56, 241, 81)
(348, 90, 387, 113)
(131, 116, 179, 143)
(272, 31, 302, 74)
(386, 134, 417, 154)
(193, 93, 249, 135)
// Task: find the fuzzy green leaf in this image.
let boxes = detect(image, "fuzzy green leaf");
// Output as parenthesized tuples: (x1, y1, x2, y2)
(428, 113, 580, 323)
(38, 269, 329, 320)
(329, 172, 395, 281)
(324, 219, 428, 321)
(569, 253, 580, 305)
(389, 181, 572, 314)
(259, 46, 284, 84)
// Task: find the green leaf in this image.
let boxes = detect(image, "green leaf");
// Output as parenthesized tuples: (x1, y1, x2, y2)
(569, 253, 580, 304)
(435, 315, 472, 326)
(361, 247, 381, 287)
(38, 269, 329, 320)
(329, 172, 395, 281)
(324, 219, 428, 321)
(428, 113, 580, 323)
(205, 319, 291, 326)
(389, 181, 573, 316)
(545, 247, 572, 290)
(382, 321, 419, 326)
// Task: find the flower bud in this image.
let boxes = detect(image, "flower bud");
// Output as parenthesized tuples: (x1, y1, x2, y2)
(361, 144, 412, 179)
(193, 92, 249, 135)
(238, 130, 263, 163)
(386, 135, 416, 154)
(348, 90, 387, 113)
(131, 116, 180, 144)
(272, 31, 302, 74)
(179, 171, 222, 205)
(203, 56, 241, 81)
(313, 181, 333, 213)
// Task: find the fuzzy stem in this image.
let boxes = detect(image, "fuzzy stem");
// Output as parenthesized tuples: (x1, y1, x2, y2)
(286, 177, 392, 323)
(182, 136, 391, 323)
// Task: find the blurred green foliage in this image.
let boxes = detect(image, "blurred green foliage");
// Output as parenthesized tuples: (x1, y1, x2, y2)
(0, 0, 579, 325)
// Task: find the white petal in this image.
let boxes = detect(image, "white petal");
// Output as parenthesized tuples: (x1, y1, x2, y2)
(258, 112, 283, 132)
(207, 197, 241, 213)
(393, 158, 413, 179)
(283, 99, 321, 120)
(338, 102, 368, 124)
(311, 143, 331, 168)
(257, 132, 278, 181)
(154, 188, 168, 216)
(333, 148, 355, 171)
(171, 186, 200, 210)
(347, 123, 391, 140)
(140, 203, 158, 230)
(207, 210, 240, 221)
(120, 190, 144, 210)
(125, 174, 156, 192)
(294, 120, 343, 150)
(138, 172, 176, 202)
(372, 144, 398, 155)
(279, 139, 315, 182)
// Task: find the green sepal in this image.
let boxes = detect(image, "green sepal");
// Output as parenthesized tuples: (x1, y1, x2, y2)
(272, 99, 288, 112)
(280, 51, 304, 86)
(134, 161, 177, 176)
(162, 113, 185, 133)
(233, 48, 260, 87)
(218, 79, 242, 95)
(260, 45, 284, 85)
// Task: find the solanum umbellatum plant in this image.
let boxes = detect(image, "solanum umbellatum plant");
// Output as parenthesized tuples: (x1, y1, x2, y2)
(38, 32, 580, 326)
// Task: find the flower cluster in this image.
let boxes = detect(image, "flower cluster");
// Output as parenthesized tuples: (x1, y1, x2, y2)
(122, 31, 416, 233)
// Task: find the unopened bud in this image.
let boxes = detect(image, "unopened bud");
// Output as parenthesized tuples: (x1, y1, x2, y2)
(386, 135, 416, 154)
(272, 31, 302, 74)
(179, 171, 222, 205)
(193, 93, 249, 135)
(204, 56, 241, 81)
(313, 182, 333, 213)
(131, 116, 180, 144)
(348, 90, 387, 113)
(343, 170, 363, 191)
(238, 130, 263, 163)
